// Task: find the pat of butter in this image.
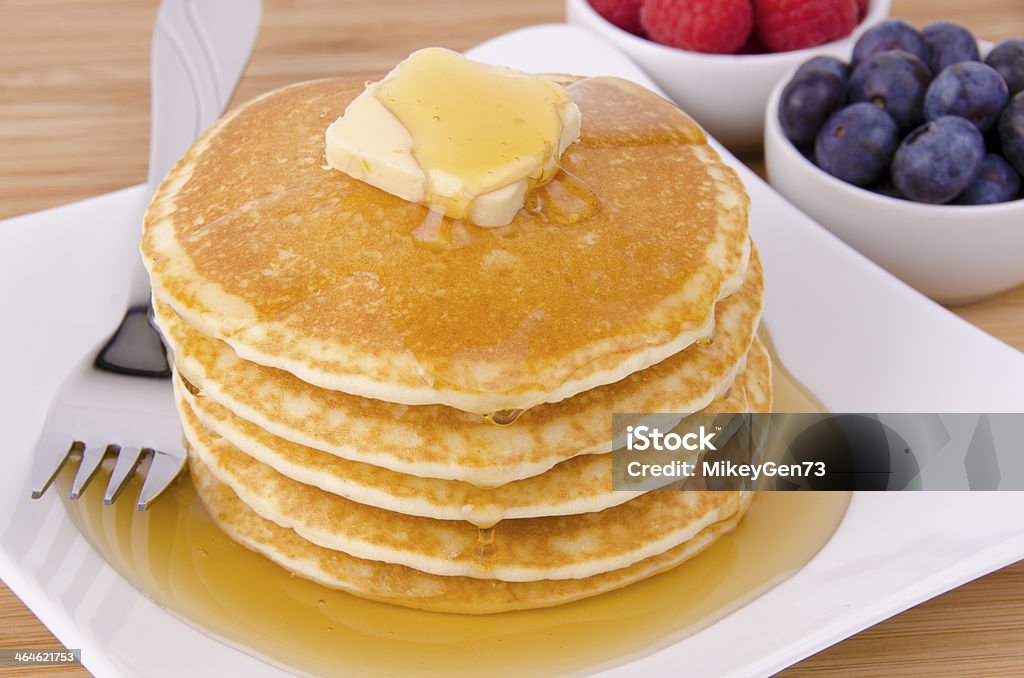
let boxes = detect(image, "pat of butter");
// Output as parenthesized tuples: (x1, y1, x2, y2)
(325, 48, 581, 226)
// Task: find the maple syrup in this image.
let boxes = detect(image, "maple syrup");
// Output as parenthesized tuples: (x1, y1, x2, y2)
(759, 328, 827, 414)
(523, 169, 602, 225)
(482, 408, 525, 426)
(55, 340, 844, 676)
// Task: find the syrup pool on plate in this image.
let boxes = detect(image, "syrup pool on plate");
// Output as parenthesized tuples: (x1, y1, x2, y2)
(57, 342, 846, 677)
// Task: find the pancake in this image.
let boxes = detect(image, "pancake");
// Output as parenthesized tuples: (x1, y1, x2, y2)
(142, 74, 750, 414)
(743, 335, 773, 413)
(174, 342, 768, 527)
(191, 455, 752, 614)
(184, 406, 748, 581)
(155, 247, 763, 487)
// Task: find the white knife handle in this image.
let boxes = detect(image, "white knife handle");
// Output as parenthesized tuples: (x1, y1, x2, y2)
(146, 0, 262, 192)
(125, 0, 261, 309)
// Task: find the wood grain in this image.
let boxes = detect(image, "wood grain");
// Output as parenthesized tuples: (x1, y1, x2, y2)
(2, 1, 1022, 676)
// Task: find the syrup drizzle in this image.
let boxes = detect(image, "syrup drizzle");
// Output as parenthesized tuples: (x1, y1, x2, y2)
(523, 168, 601, 225)
(483, 409, 525, 426)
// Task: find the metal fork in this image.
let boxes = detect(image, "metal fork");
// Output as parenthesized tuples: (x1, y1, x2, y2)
(30, 0, 262, 510)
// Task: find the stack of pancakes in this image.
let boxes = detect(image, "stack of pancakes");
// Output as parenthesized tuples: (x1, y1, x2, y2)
(141, 73, 769, 614)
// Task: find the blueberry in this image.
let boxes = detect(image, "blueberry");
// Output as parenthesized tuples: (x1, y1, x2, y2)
(779, 69, 848, 147)
(921, 22, 979, 72)
(985, 128, 1003, 154)
(924, 62, 1009, 133)
(891, 116, 985, 203)
(954, 153, 1022, 204)
(814, 103, 900, 186)
(986, 39, 1024, 97)
(852, 20, 930, 68)
(796, 56, 849, 81)
(849, 51, 932, 132)
(999, 92, 1024, 175)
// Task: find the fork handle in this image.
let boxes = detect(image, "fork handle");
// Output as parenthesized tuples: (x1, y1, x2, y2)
(95, 305, 170, 377)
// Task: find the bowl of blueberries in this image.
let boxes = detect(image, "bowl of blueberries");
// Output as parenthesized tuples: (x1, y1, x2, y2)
(765, 19, 1024, 305)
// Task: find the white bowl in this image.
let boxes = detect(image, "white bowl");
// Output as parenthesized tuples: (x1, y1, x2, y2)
(764, 48, 1024, 306)
(566, 0, 890, 150)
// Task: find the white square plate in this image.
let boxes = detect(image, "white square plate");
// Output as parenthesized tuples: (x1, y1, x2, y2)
(2, 24, 1023, 678)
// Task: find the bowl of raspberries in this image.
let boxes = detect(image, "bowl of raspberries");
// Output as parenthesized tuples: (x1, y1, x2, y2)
(765, 20, 1024, 304)
(566, 0, 891, 149)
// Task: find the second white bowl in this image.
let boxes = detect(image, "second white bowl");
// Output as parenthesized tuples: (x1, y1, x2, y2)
(764, 48, 1024, 306)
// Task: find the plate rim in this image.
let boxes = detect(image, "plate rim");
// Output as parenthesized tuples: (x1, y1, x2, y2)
(1, 23, 1022, 678)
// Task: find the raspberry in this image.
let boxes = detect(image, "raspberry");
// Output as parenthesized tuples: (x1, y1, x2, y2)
(755, 0, 858, 53)
(738, 31, 769, 54)
(641, 0, 754, 55)
(855, 0, 868, 20)
(589, 0, 646, 35)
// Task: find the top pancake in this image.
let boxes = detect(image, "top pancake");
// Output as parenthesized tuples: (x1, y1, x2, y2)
(142, 75, 750, 414)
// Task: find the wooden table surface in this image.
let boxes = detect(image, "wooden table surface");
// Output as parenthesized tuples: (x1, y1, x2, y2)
(2, 1, 1023, 676)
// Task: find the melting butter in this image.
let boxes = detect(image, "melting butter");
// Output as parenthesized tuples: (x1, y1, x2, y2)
(325, 48, 580, 226)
